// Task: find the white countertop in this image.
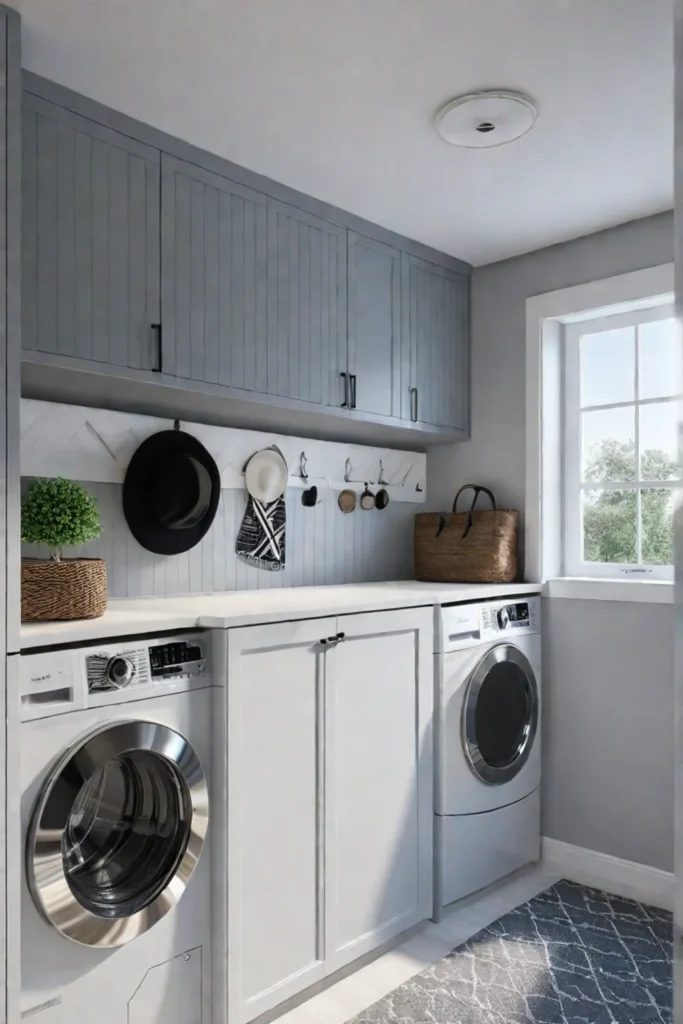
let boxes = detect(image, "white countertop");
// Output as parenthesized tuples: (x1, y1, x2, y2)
(19, 581, 542, 650)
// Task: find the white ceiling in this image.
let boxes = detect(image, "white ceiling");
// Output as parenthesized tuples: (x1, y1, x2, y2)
(17, 0, 673, 266)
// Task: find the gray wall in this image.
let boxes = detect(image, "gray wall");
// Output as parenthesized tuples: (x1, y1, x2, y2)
(428, 211, 675, 872)
(22, 481, 416, 599)
(428, 210, 673, 520)
(543, 598, 674, 872)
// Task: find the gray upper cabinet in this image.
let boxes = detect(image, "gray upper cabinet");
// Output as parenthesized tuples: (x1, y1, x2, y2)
(22, 94, 161, 370)
(161, 154, 269, 387)
(161, 157, 347, 409)
(267, 199, 347, 408)
(403, 255, 469, 434)
(21, 79, 470, 439)
(347, 233, 401, 419)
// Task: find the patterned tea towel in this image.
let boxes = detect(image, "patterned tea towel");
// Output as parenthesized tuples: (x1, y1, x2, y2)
(235, 496, 286, 571)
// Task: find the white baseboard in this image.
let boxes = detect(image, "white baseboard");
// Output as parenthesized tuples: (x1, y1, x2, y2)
(541, 837, 674, 912)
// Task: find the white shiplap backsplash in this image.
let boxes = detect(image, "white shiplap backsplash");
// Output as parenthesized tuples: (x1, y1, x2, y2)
(21, 400, 420, 598)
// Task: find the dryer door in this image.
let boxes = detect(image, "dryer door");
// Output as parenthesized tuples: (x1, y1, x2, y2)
(462, 644, 538, 785)
(27, 720, 208, 948)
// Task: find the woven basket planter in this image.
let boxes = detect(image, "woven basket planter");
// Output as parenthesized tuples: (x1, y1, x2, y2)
(21, 558, 108, 622)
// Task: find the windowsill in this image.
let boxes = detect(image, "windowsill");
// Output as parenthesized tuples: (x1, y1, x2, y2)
(545, 577, 674, 604)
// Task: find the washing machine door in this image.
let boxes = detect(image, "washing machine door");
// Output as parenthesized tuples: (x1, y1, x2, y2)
(27, 720, 208, 948)
(462, 643, 538, 785)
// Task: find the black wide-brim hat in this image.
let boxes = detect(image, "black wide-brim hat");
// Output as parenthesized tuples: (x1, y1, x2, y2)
(123, 429, 221, 555)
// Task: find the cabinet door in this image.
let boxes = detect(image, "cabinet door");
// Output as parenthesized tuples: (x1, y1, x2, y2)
(326, 607, 433, 971)
(402, 254, 469, 432)
(268, 199, 347, 408)
(226, 618, 336, 1024)
(161, 154, 269, 387)
(347, 232, 401, 419)
(22, 95, 161, 369)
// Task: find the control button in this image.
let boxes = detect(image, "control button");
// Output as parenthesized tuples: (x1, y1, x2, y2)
(106, 656, 136, 689)
(497, 608, 509, 630)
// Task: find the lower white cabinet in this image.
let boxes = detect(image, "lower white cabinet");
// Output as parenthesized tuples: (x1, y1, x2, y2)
(225, 608, 433, 1023)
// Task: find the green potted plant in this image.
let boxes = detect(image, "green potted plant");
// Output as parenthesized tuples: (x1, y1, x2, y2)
(21, 477, 106, 621)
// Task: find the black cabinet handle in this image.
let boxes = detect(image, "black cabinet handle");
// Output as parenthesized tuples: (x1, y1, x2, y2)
(319, 632, 346, 648)
(349, 374, 357, 410)
(409, 386, 418, 422)
(340, 372, 349, 408)
(151, 324, 162, 373)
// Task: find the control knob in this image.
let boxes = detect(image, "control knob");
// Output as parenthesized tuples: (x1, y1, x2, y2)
(106, 656, 136, 689)
(497, 607, 509, 630)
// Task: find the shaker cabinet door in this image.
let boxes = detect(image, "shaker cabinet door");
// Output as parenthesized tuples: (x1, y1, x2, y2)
(267, 199, 347, 409)
(22, 94, 161, 369)
(226, 618, 336, 1024)
(402, 254, 469, 433)
(347, 232, 401, 419)
(161, 154, 269, 388)
(325, 608, 434, 971)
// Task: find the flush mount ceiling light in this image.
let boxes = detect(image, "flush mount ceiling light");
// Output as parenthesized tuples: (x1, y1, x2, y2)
(434, 90, 538, 149)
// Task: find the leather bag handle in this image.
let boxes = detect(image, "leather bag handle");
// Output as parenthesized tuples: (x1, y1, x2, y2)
(453, 484, 497, 539)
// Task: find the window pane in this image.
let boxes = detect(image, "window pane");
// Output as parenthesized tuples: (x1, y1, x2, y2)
(639, 402, 679, 480)
(641, 488, 674, 565)
(580, 326, 634, 407)
(582, 489, 636, 564)
(639, 319, 680, 400)
(582, 406, 635, 482)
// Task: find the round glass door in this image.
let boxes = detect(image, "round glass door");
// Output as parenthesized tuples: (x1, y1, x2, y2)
(462, 644, 538, 785)
(27, 721, 208, 948)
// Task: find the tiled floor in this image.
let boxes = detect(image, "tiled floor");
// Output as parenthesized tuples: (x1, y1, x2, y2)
(276, 864, 561, 1024)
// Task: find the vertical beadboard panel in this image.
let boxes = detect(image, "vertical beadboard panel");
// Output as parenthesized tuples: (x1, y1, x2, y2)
(161, 153, 271, 391)
(21, 481, 416, 598)
(269, 200, 346, 406)
(22, 95, 161, 368)
(21, 106, 37, 352)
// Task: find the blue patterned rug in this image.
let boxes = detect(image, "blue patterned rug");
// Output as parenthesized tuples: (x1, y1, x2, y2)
(349, 880, 672, 1023)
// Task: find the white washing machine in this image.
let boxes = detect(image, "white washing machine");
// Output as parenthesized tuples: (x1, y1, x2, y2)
(20, 633, 214, 1023)
(434, 595, 542, 916)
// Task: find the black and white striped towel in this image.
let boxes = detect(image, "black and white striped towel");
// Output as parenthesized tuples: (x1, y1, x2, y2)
(235, 496, 286, 571)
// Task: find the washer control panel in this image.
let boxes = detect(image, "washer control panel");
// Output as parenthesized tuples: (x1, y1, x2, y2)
(482, 600, 536, 633)
(441, 596, 540, 652)
(20, 632, 211, 721)
(149, 640, 205, 680)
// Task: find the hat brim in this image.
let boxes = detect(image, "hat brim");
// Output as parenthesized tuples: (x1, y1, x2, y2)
(245, 449, 288, 503)
(123, 431, 221, 555)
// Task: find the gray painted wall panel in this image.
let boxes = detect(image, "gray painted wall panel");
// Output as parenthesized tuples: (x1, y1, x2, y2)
(21, 482, 416, 599)
(542, 597, 674, 872)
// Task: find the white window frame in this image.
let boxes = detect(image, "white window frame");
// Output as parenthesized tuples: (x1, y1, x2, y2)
(525, 262, 677, 602)
(563, 303, 678, 581)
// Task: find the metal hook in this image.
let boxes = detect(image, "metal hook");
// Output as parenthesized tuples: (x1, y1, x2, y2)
(344, 458, 352, 483)
(378, 459, 388, 486)
(300, 451, 309, 481)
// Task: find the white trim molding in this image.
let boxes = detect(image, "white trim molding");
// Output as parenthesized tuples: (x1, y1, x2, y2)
(541, 837, 674, 911)
(545, 578, 674, 604)
(525, 262, 675, 589)
(20, 398, 427, 503)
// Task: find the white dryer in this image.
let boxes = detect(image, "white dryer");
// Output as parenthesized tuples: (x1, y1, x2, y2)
(20, 633, 214, 1024)
(434, 595, 542, 916)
